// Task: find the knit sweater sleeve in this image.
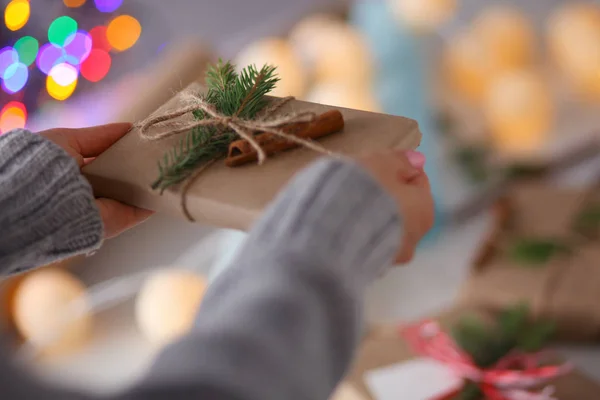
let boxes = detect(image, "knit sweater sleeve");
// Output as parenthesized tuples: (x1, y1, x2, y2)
(0, 129, 103, 274)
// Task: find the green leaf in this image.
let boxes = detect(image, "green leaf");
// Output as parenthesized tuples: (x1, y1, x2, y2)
(518, 320, 555, 352)
(452, 315, 491, 362)
(508, 238, 571, 265)
(455, 381, 483, 400)
(572, 203, 600, 239)
(498, 303, 529, 339)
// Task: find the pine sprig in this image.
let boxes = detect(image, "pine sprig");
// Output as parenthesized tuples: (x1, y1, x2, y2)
(151, 60, 279, 192)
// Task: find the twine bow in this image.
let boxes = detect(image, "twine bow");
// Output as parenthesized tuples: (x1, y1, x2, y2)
(401, 321, 572, 400)
(136, 90, 337, 221)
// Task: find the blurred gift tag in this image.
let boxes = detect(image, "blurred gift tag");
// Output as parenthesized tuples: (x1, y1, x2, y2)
(365, 358, 460, 400)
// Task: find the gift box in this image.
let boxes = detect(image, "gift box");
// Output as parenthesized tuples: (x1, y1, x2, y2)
(459, 183, 600, 341)
(83, 61, 422, 231)
(340, 307, 600, 400)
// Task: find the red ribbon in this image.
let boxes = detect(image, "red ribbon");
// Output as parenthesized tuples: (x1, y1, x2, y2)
(400, 321, 572, 400)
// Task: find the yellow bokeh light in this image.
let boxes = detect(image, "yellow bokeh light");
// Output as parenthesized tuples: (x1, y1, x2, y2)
(47, 74, 78, 101)
(107, 15, 142, 52)
(63, 0, 86, 8)
(0, 107, 26, 134)
(4, 0, 30, 31)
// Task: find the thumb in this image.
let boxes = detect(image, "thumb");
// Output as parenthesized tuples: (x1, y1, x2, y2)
(96, 198, 154, 239)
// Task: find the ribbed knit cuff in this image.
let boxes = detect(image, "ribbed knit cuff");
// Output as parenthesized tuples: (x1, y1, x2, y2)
(250, 158, 402, 289)
(0, 129, 103, 274)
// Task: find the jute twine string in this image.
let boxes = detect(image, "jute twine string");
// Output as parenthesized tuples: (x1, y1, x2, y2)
(136, 89, 338, 221)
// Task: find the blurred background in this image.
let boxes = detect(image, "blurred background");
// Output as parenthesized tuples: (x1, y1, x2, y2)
(1, 0, 599, 397)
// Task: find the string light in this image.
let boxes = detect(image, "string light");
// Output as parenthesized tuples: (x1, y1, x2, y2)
(89, 26, 111, 52)
(63, 30, 93, 64)
(0, 101, 27, 134)
(81, 48, 111, 82)
(63, 0, 87, 7)
(47, 73, 78, 101)
(107, 15, 141, 51)
(48, 16, 78, 46)
(2, 62, 28, 93)
(0, 47, 18, 78)
(13, 36, 39, 66)
(94, 0, 123, 13)
(4, 0, 30, 31)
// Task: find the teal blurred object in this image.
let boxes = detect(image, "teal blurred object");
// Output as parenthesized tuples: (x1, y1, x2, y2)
(350, 0, 445, 243)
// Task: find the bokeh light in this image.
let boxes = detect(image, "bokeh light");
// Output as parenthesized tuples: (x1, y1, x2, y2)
(64, 0, 87, 7)
(14, 36, 39, 66)
(48, 16, 78, 46)
(2, 62, 28, 93)
(81, 48, 111, 82)
(90, 26, 112, 52)
(49, 63, 78, 86)
(107, 15, 141, 51)
(94, 0, 123, 13)
(0, 101, 27, 134)
(0, 46, 18, 78)
(64, 30, 93, 64)
(4, 0, 30, 31)
(47, 73, 78, 101)
(37, 43, 66, 75)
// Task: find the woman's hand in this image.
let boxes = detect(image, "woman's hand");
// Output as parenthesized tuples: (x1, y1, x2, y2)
(357, 150, 434, 264)
(40, 123, 154, 239)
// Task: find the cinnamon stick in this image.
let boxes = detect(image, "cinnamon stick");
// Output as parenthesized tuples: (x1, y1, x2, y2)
(225, 110, 345, 167)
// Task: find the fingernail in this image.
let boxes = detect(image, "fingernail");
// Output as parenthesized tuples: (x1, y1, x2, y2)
(406, 151, 426, 169)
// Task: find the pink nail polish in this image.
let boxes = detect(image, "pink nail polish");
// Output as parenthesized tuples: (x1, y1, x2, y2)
(406, 150, 426, 169)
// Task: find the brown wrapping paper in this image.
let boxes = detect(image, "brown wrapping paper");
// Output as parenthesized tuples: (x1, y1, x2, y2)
(83, 83, 422, 230)
(459, 184, 600, 341)
(342, 308, 600, 400)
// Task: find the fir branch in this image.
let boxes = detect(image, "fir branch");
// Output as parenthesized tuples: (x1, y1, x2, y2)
(151, 60, 279, 192)
(508, 238, 571, 265)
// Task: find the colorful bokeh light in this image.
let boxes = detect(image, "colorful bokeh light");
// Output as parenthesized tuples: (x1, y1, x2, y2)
(14, 36, 39, 66)
(48, 16, 78, 46)
(94, 0, 123, 13)
(81, 48, 111, 82)
(89, 26, 111, 52)
(4, 0, 30, 31)
(49, 63, 78, 86)
(2, 62, 28, 93)
(47, 73, 78, 101)
(0, 47, 18, 78)
(0, 101, 27, 134)
(64, 0, 87, 7)
(37, 43, 65, 75)
(64, 30, 92, 64)
(107, 15, 141, 51)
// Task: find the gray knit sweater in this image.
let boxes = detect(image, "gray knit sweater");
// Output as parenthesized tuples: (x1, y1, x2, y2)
(0, 129, 402, 400)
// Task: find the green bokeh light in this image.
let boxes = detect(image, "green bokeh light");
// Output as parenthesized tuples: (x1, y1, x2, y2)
(14, 36, 39, 66)
(48, 16, 78, 46)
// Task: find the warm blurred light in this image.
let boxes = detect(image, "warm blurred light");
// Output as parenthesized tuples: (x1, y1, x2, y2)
(89, 26, 111, 52)
(63, 0, 86, 7)
(14, 36, 38, 66)
(484, 69, 553, 156)
(48, 16, 78, 46)
(548, 4, 600, 101)
(81, 48, 111, 82)
(0, 101, 27, 134)
(389, 0, 456, 32)
(235, 38, 307, 97)
(4, 0, 30, 31)
(2, 62, 28, 93)
(49, 63, 78, 86)
(64, 30, 92, 64)
(305, 82, 381, 112)
(0, 46, 18, 78)
(107, 15, 141, 51)
(37, 43, 65, 75)
(47, 73, 78, 101)
(472, 6, 536, 69)
(94, 0, 123, 13)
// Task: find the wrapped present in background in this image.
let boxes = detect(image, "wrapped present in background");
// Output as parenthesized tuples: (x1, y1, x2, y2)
(342, 306, 600, 400)
(459, 182, 600, 341)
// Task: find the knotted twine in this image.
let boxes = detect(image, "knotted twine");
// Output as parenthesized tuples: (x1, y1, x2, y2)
(137, 90, 340, 221)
